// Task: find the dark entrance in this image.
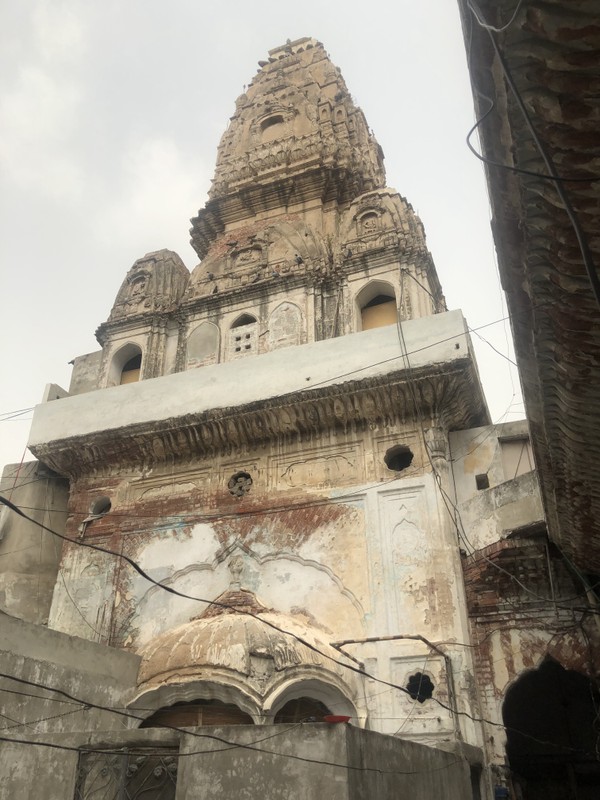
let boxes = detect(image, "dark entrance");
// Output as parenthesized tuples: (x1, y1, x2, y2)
(503, 658, 600, 799)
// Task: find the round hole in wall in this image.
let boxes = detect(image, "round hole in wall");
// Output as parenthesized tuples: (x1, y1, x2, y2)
(89, 496, 111, 516)
(228, 471, 253, 498)
(384, 445, 414, 472)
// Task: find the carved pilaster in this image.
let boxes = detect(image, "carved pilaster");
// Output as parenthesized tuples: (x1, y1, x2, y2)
(174, 311, 188, 374)
(144, 316, 169, 379)
(424, 425, 448, 467)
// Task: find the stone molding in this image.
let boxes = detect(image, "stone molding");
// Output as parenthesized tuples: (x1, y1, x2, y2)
(30, 360, 487, 477)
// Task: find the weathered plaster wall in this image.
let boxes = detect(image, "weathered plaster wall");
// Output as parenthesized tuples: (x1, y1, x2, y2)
(68, 351, 102, 395)
(0, 724, 471, 800)
(29, 310, 473, 448)
(0, 728, 175, 800)
(0, 461, 68, 624)
(0, 614, 140, 740)
(451, 420, 532, 499)
(43, 414, 481, 747)
(450, 421, 544, 551)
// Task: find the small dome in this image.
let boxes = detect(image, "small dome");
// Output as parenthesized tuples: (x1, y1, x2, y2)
(108, 249, 189, 322)
(137, 609, 359, 701)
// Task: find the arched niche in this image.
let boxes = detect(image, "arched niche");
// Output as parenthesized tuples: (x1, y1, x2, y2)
(260, 114, 286, 143)
(107, 342, 143, 386)
(356, 281, 398, 331)
(268, 302, 303, 351)
(265, 678, 357, 723)
(357, 210, 380, 236)
(502, 657, 600, 798)
(130, 680, 262, 726)
(187, 321, 220, 368)
(274, 697, 332, 723)
(229, 313, 258, 359)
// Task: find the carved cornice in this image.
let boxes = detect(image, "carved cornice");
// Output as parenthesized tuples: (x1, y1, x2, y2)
(30, 360, 487, 478)
(209, 133, 383, 200)
(191, 165, 378, 259)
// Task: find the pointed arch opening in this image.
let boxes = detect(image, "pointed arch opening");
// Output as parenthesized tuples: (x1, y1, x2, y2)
(502, 657, 600, 798)
(267, 678, 357, 724)
(120, 353, 142, 384)
(187, 321, 220, 368)
(356, 281, 398, 331)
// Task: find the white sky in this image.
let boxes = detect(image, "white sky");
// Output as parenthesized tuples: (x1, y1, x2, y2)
(0, 0, 524, 472)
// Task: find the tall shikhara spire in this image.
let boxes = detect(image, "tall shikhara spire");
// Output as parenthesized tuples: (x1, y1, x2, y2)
(186, 37, 445, 330)
(190, 37, 385, 259)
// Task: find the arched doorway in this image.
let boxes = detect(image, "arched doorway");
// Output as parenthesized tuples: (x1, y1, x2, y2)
(503, 658, 600, 799)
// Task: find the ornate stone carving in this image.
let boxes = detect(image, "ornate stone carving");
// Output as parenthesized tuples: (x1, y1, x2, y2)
(424, 426, 448, 464)
(33, 364, 488, 477)
(106, 250, 190, 324)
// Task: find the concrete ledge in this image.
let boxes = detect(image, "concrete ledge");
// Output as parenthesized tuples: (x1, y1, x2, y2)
(0, 613, 140, 683)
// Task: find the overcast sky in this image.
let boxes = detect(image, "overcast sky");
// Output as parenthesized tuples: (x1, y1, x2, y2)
(0, 0, 524, 472)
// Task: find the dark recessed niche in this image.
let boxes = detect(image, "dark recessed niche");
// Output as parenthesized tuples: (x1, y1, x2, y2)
(232, 314, 257, 329)
(89, 496, 111, 516)
(384, 445, 414, 472)
(261, 114, 284, 131)
(476, 473, 490, 490)
(406, 672, 434, 703)
(228, 471, 253, 498)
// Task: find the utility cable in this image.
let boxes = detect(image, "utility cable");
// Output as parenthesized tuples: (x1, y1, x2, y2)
(2, 651, 598, 761)
(3, 491, 594, 749)
(467, 0, 524, 33)
(0, 673, 465, 775)
(467, 0, 600, 308)
(394, 276, 594, 609)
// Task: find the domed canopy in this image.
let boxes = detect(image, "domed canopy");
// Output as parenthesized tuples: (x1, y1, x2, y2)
(137, 607, 360, 703)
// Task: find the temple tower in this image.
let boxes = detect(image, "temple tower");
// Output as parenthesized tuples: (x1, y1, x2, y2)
(22, 38, 489, 751)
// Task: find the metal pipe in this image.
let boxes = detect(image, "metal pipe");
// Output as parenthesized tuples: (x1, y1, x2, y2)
(331, 633, 461, 739)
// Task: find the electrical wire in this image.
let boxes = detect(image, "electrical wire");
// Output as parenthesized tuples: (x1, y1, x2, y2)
(467, 0, 524, 33)
(0, 494, 419, 705)
(3, 491, 596, 750)
(465, 101, 599, 184)
(0, 672, 467, 774)
(1, 706, 82, 732)
(393, 653, 431, 736)
(0, 407, 34, 420)
(4, 305, 551, 441)
(402, 267, 520, 368)
(394, 275, 598, 609)
(2, 651, 598, 761)
(469, 326, 517, 367)
(0, 728, 465, 775)
(466, 0, 600, 308)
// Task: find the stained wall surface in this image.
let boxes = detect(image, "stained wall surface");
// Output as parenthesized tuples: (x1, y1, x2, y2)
(0, 461, 68, 624)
